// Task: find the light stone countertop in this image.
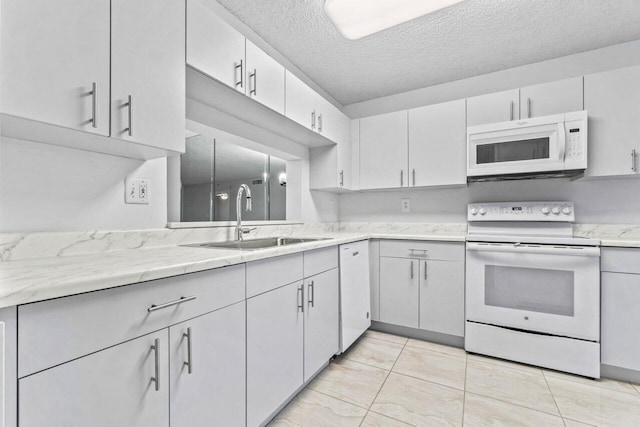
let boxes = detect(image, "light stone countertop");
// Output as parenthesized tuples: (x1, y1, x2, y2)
(0, 231, 466, 309)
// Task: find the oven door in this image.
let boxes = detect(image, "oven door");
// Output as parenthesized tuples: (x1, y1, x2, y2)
(466, 242, 600, 341)
(467, 121, 566, 177)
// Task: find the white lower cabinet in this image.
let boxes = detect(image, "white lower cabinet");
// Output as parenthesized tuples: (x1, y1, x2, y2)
(170, 302, 246, 427)
(304, 268, 340, 382)
(419, 260, 465, 336)
(380, 257, 419, 328)
(247, 281, 304, 427)
(19, 330, 170, 427)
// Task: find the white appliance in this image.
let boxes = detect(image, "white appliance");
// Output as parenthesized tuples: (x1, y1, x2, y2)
(339, 240, 371, 353)
(467, 111, 587, 181)
(465, 201, 601, 378)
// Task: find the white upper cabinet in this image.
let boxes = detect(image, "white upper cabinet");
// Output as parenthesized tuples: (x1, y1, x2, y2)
(245, 40, 285, 114)
(359, 111, 409, 190)
(520, 76, 583, 118)
(186, 0, 245, 92)
(111, 0, 185, 153)
(1, 0, 111, 136)
(584, 66, 640, 178)
(408, 99, 467, 187)
(285, 70, 317, 131)
(467, 89, 520, 127)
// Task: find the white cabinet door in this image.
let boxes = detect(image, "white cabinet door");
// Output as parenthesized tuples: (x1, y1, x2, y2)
(408, 99, 466, 187)
(359, 111, 409, 190)
(19, 331, 169, 427)
(247, 281, 304, 427)
(304, 268, 340, 382)
(285, 70, 317, 130)
(601, 272, 640, 371)
(111, 0, 185, 152)
(186, 0, 245, 92)
(419, 260, 465, 337)
(520, 77, 583, 118)
(369, 240, 381, 322)
(1, 0, 110, 136)
(584, 66, 640, 178)
(245, 40, 285, 114)
(170, 302, 246, 427)
(467, 89, 519, 127)
(379, 257, 419, 328)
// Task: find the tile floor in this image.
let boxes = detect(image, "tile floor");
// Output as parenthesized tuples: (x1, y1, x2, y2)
(269, 330, 640, 427)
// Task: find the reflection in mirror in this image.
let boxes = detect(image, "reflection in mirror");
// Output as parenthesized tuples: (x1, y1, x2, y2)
(180, 134, 286, 222)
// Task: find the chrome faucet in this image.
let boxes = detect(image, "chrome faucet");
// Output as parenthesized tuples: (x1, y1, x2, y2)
(235, 184, 253, 241)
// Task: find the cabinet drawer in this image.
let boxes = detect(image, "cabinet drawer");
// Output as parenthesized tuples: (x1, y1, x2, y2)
(18, 264, 245, 378)
(380, 240, 464, 261)
(246, 253, 303, 297)
(601, 248, 640, 274)
(304, 246, 338, 278)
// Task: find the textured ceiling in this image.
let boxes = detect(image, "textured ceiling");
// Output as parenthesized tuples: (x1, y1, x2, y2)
(215, 0, 640, 105)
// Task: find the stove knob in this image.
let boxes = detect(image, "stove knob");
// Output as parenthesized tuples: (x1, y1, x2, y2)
(562, 207, 572, 215)
(479, 207, 487, 215)
(551, 207, 561, 215)
(470, 207, 478, 216)
(541, 207, 550, 215)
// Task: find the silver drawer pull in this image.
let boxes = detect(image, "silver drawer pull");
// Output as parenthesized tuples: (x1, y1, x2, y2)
(148, 295, 196, 313)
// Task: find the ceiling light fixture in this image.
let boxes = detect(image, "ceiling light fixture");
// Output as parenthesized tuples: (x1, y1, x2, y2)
(324, 0, 465, 40)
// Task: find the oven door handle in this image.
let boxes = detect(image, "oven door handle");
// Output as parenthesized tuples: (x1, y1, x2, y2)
(466, 242, 600, 257)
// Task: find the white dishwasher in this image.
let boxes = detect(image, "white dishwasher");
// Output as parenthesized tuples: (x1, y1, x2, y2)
(339, 240, 371, 353)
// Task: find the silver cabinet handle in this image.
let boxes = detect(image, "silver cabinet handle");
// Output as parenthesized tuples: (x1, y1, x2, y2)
(409, 248, 428, 256)
(632, 149, 637, 172)
(151, 338, 160, 391)
(424, 261, 427, 280)
(527, 97, 531, 118)
(124, 95, 133, 136)
(250, 69, 257, 96)
(400, 170, 404, 186)
(311, 111, 316, 130)
(308, 280, 315, 307)
(510, 100, 514, 121)
(339, 170, 344, 186)
(412, 169, 416, 186)
(148, 295, 196, 312)
(318, 113, 323, 133)
(235, 59, 244, 88)
(90, 82, 97, 128)
(183, 327, 193, 374)
(410, 261, 414, 279)
(297, 285, 304, 312)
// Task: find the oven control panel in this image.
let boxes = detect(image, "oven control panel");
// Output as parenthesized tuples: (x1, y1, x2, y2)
(468, 201, 575, 222)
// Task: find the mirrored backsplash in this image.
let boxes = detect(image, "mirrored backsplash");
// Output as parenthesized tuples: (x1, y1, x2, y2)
(181, 134, 286, 222)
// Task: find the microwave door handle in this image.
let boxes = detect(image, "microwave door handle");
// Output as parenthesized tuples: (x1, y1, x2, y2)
(558, 123, 567, 161)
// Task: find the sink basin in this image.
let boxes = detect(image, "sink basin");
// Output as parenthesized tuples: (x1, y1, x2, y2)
(184, 237, 330, 251)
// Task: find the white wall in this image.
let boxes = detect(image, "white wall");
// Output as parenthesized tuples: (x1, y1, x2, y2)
(0, 138, 168, 232)
(339, 178, 640, 224)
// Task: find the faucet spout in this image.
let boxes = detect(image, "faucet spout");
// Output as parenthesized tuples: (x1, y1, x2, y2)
(236, 184, 253, 241)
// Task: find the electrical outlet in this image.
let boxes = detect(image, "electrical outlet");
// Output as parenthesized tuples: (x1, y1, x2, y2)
(330, 200, 335, 213)
(401, 198, 411, 213)
(125, 178, 150, 204)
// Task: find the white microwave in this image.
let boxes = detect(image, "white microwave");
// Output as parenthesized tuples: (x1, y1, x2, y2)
(467, 111, 587, 181)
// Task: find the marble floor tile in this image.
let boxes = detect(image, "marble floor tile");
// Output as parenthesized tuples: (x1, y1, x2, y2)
(393, 345, 467, 390)
(363, 330, 409, 345)
(343, 337, 404, 370)
(543, 369, 639, 395)
(307, 358, 388, 409)
(405, 338, 467, 358)
(634, 383, 640, 395)
(562, 419, 596, 427)
(467, 353, 543, 374)
(546, 376, 640, 426)
(370, 372, 464, 426)
(465, 358, 559, 415)
(462, 392, 564, 427)
(268, 388, 366, 427)
(360, 411, 413, 427)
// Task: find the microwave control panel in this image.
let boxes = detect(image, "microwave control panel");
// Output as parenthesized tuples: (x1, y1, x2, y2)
(564, 113, 587, 168)
(468, 201, 575, 222)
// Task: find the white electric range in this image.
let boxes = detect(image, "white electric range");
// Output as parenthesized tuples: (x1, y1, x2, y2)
(465, 201, 601, 378)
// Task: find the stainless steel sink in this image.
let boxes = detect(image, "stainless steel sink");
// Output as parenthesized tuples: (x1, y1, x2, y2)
(184, 237, 330, 251)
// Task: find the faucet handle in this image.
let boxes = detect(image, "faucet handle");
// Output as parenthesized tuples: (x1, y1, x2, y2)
(241, 227, 257, 235)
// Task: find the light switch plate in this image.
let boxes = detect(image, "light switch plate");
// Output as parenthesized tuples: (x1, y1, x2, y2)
(125, 178, 150, 204)
(401, 198, 411, 213)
